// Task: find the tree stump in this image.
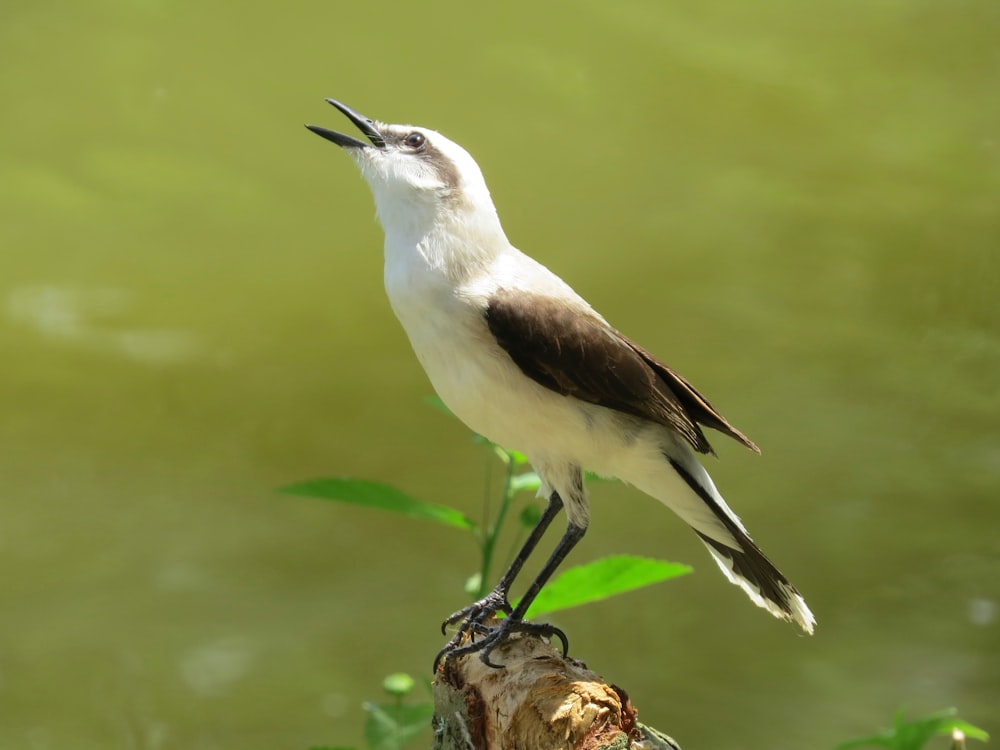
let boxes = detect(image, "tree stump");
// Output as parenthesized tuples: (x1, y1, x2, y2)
(431, 631, 681, 750)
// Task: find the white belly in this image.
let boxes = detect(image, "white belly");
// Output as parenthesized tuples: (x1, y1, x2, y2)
(387, 280, 582, 454)
(381, 239, 663, 484)
(392, 296, 662, 490)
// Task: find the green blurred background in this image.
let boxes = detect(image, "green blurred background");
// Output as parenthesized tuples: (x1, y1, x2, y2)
(2, 0, 998, 747)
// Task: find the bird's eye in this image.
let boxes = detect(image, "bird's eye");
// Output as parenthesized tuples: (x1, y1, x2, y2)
(403, 132, 426, 150)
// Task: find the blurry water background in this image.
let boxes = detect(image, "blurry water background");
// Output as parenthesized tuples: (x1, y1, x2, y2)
(1, 0, 998, 748)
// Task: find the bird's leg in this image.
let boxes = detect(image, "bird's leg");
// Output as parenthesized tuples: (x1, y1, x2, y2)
(434, 492, 563, 670)
(506, 521, 586, 623)
(438, 519, 588, 670)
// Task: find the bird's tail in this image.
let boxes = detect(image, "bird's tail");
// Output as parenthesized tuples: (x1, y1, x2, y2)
(666, 457, 816, 634)
(695, 530, 815, 634)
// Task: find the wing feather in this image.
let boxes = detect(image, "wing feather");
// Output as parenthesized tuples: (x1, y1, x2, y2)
(484, 290, 759, 455)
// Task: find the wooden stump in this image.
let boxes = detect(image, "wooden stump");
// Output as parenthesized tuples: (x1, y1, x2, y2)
(432, 631, 681, 750)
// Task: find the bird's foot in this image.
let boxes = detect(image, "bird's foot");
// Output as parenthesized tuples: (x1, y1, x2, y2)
(435, 613, 569, 670)
(439, 588, 513, 634)
(434, 589, 511, 671)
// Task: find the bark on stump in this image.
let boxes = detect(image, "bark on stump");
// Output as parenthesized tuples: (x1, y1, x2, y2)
(431, 631, 681, 750)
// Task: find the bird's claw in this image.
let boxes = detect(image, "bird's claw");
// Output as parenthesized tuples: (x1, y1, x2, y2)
(439, 589, 512, 634)
(434, 589, 510, 671)
(434, 615, 569, 670)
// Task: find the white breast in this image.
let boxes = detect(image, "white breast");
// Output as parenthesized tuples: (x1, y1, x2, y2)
(384, 253, 524, 444)
(383, 238, 631, 476)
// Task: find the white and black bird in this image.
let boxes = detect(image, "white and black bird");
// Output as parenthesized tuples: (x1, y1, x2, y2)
(306, 100, 815, 668)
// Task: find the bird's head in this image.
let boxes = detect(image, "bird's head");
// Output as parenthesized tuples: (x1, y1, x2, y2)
(307, 99, 499, 237)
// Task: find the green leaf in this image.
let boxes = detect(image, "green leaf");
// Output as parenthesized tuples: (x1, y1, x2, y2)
(382, 673, 415, 698)
(519, 555, 692, 618)
(476, 437, 529, 466)
(519, 503, 543, 529)
(505, 448, 530, 466)
(834, 708, 989, 750)
(423, 395, 454, 417)
(363, 701, 434, 750)
(509, 472, 542, 493)
(280, 478, 477, 532)
(953, 722, 990, 743)
(464, 572, 482, 598)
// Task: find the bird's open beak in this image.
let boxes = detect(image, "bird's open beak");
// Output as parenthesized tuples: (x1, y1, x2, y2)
(306, 99, 386, 149)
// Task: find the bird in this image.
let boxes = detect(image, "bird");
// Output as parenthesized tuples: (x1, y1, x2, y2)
(306, 99, 815, 668)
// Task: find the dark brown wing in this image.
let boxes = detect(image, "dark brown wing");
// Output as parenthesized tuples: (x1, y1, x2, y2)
(625, 339, 760, 454)
(484, 289, 759, 455)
